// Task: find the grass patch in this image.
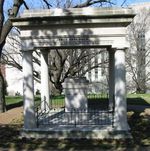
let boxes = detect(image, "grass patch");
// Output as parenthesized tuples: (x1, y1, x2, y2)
(127, 94, 150, 106)
(5, 96, 23, 105)
(0, 124, 134, 150)
(50, 95, 65, 108)
(5, 93, 150, 110)
(5, 96, 23, 110)
(128, 111, 150, 146)
(5, 96, 41, 110)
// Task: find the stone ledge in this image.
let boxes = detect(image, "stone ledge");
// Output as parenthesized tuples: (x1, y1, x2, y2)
(20, 128, 132, 140)
(21, 8, 135, 18)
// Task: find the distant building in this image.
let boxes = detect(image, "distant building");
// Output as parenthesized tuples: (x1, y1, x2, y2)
(126, 2, 150, 93)
(3, 32, 40, 96)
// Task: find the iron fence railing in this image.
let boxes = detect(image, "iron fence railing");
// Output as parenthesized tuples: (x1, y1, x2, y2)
(49, 93, 109, 109)
(36, 107, 114, 128)
(35, 92, 114, 128)
(50, 95, 65, 109)
(87, 93, 108, 100)
(36, 100, 50, 127)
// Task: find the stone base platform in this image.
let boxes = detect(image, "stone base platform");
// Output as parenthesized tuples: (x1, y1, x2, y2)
(20, 126, 132, 140)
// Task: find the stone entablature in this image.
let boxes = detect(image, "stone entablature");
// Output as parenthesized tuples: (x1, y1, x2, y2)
(20, 34, 127, 50)
(13, 7, 134, 28)
(12, 8, 135, 50)
(20, 7, 134, 18)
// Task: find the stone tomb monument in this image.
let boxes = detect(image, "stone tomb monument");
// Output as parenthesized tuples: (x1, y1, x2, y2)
(11, 7, 135, 139)
(63, 77, 89, 112)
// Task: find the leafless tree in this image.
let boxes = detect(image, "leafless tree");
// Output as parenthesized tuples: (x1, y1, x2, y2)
(48, 48, 108, 94)
(2, 34, 108, 95)
(0, 0, 26, 113)
(126, 8, 150, 93)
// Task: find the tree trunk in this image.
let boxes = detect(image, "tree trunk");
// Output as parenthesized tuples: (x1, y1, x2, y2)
(49, 81, 62, 96)
(55, 82, 63, 95)
(0, 71, 6, 112)
(0, 41, 6, 113)
(136, 83, 146, 94)
(136, 33, 146, 94)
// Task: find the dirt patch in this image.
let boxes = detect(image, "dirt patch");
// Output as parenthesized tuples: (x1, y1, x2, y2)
(0, 107, 23, 124)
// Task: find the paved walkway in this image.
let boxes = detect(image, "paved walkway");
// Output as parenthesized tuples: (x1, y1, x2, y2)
(0, 107, 23, 124)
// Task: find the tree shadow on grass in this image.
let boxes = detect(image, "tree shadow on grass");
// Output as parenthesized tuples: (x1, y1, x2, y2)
(128, 111, 150, 147)
(2, 98, 150, 150)
(88, 98, 109, 110)
(0, 125, 134, 151)
(127, 97, 150, 106)
(127, 97, 150, 114)
(0, 124, 137, 151)
(0, 120, 149, 150)
(6, 96, 40, 110)
(6, 101, 23, 110)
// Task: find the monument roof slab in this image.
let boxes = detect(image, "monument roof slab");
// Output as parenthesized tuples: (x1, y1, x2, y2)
(11, 7, 135, 28)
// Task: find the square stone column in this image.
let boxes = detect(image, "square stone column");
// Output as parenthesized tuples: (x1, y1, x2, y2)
(23, 51, 36, 129)
(41, 50, 50, 111)
(114, 49, 128, 131)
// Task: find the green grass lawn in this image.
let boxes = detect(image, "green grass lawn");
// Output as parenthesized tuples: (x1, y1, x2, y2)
(5, 96, 23, 105)
(127, 94, 150, 106)
(5, 93, 150, 108)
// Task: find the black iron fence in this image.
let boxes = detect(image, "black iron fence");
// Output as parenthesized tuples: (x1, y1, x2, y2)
(36, 103, 114, 128)
(35, 92, 114, 128)
(49, 93, 109, 109)
(50, 95, 65, 109)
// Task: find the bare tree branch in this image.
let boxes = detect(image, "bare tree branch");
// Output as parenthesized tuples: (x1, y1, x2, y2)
(23, 0, 29, 9)
(0, 0, 24, 54)
(121, 0, 127, 7)
(42, 0, 52, 9)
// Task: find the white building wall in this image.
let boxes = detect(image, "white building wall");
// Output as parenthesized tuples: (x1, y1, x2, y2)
(85, 50, 108, 94)
(3, 33, 40, 96)
(6, 65, 23, 96)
